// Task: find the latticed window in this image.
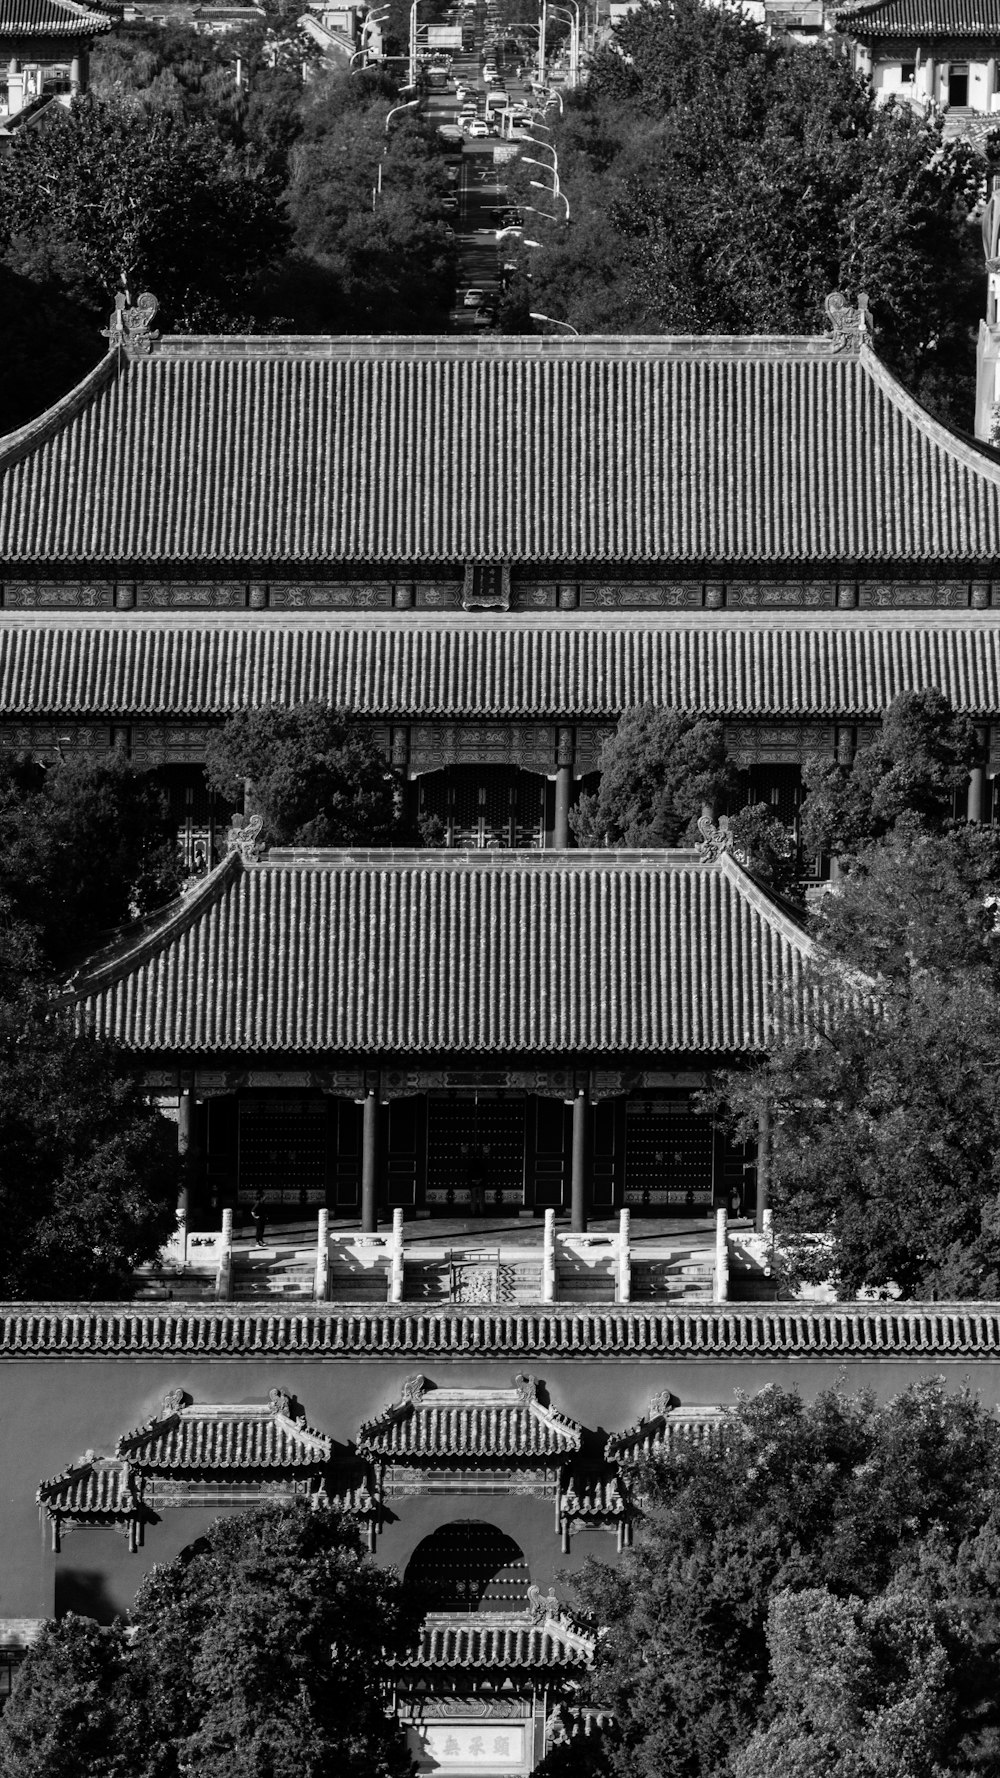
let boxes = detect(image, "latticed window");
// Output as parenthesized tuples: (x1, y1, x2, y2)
(404, 1521, 529, 1612)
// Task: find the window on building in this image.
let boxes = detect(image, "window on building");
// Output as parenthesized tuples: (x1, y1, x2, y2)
(900, 61, 915, 83)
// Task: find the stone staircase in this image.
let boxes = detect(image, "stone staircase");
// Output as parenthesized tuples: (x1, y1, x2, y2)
(132, 1268, 218, 1302)
(230, 1247, 316, 1301)
(630, 1245, 717, 1303)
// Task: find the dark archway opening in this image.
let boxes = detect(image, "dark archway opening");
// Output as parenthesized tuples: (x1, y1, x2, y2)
(404, 1520, 530, 1613)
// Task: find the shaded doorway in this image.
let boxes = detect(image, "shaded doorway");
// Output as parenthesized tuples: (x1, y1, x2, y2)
(623, 1096, 715, 1210)
(426, 1096, 526, 1212)
(418, 766, 546, 848)
(405, 1521, 530, 1613)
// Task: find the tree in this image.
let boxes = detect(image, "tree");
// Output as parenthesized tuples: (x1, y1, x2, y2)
(799, 691, 977, 861)
(204, 703, 402, 847)
(0, 1502, 418, 1778)
(710, 824, 1000, 1298)
(0, 93, 288, 331)
(503, 0, 984, 429)
(0, 1617, 132, 1778)
(285, 72, 456, 332)
(0, 904, 180, 1299)
(0, 750, 183, 969)
(571, 708, 736, 846)
(732, 1588, 956, 1778)
(538, 1382, 1000, 1778)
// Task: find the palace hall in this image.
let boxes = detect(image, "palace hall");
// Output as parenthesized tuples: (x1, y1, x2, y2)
(6, 283, 1000, 1772)
(3, 294, 1000, 1220)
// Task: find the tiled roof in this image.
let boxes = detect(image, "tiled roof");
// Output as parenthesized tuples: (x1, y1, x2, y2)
(6, 610, 1000, 720)
(358, 1377, 583, 1460)
(38, 1457, 137, 1518)
(4, 1304, 1000, 1359)
(117, 1401, 333, 1471)
(2, 334, 1000, 566)
(0, 0, 112, 35)
(393, 1614, 594, 1671)
(607, 1404, 726, 1463)
(67, 849, 812, 1057)
(837, 0, 1000, 34)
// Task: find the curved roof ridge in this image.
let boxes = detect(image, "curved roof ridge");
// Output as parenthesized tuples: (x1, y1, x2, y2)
(861, 341, 1000, 486)
(66, 849, 242, 994)
(0, 346, 118, 474)
(717, 849, 813, 954)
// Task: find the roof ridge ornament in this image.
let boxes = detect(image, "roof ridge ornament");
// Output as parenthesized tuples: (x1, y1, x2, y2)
(225, 811, 264, 860)
(697, 811, 731, 858)
(824, 289, 872, 352)
(102, 292, 160, 356)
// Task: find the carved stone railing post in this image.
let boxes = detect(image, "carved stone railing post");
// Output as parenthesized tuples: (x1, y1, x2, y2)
(715, 1207, 729, 1303)
(314, 1208, 329, 1302)
(390, 1207, 405, 1304)
(216, 1208, 233, 1301)
(542, 1208, 556, 1302)
(616, 1209, 631, 1303)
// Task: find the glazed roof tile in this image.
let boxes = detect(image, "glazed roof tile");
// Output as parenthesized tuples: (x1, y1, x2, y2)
(37, 1457, 137, 1517)
(358, 1377, 583, 1460)
(393, 1613, 594, 1671)
(5, 1304, 1000, 1358)
(66, 848, 812, 1057)
(6, 611, 1000, 720)
(607, 1403, 726, 1463)
(0, 0, 112, 35)
(2, 333, 1000, 566)
(837, 0, 1000, 33)
(116, 1401, 333, 1471)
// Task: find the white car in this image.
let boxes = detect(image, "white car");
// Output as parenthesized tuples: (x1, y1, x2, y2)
(463, 288, 487, 306)
(466, 117, 490, 137)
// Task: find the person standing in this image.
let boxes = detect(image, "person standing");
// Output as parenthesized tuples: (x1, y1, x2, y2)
(250, 1196, 267, 1247)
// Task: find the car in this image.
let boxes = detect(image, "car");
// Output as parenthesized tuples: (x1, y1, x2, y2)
(455, 84, 468, 101)
(470, 305, 497, 327)
(444, 161, 461, 182)
(441, 194, 459, 212)
(495, 225, 522, 241)
(466, 117, 490, 136)
(463, 288, 487, 306)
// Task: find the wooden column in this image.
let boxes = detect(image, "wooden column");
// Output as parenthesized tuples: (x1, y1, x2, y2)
(968, 726, 989, 822)
(552, 726, 574, 848)
(755, 1101, 770, 1234)
(361, 1089, 378, 1234)
(570, 1090, 587, 1233)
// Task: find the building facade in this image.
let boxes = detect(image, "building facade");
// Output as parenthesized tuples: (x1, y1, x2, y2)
(837, 0, 1000, 127)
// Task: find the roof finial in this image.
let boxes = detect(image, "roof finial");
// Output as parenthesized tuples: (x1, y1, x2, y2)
(225, 811, 264, 861)
(102, 292, 160, 356)
(824, 290, 872, 352)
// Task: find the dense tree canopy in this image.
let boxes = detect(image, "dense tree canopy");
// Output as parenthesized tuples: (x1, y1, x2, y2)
(538, 1382, 1000, 1778)
(799, 690, 978, 860)
(0, 750, 182, 969)
(205, 703, 403, 846)
(285, 71, 456, 331)
(502, 0, 985, 427)
(0, 1502, 418, 1778)
(712, 822, 1000, 1298)
(571, 708, 736, 845)
(0, 904, 179, 1299)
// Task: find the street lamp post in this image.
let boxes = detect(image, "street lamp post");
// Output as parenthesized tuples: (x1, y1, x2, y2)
(385, 97, 420, 134)
(548, 0, 579, 85)
(530, 311, 579, 334)
(530, 178, 569, 219)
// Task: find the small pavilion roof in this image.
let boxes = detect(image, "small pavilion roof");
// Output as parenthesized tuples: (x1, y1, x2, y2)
(837, 0, 1000, 34)
(66, 846, 814, 1057)
(5, 610, 1000, 722)
(2, 322, 1000, 567)
(357, 1375, 583, 1462)
(116, 1395, 333, 1472)
(38, 1456, 138, 1520)
(392, 1611, 595, 1672)
(606, 1397, 726, 1464)
(0, 0, 112, 34)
